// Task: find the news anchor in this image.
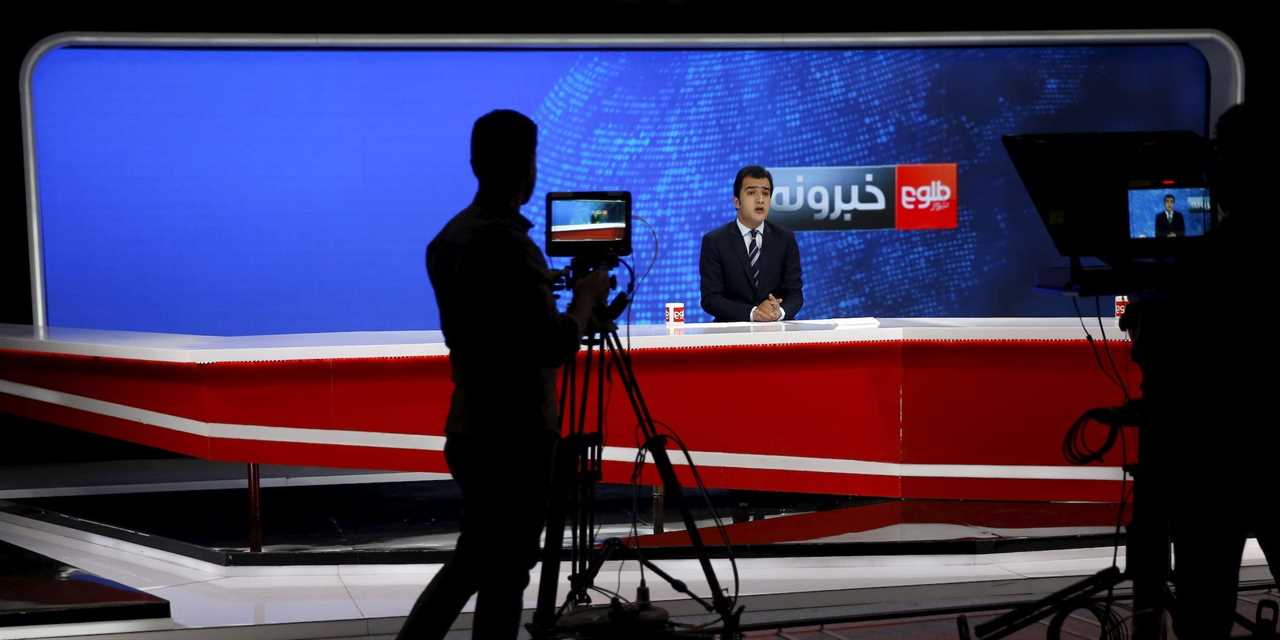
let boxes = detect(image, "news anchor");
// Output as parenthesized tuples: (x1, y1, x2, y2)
(699, 165, 804, 322)
(1155, 194, 1186, 238)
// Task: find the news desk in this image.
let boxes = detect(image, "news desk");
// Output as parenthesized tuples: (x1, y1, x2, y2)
(0, 318, 1138, 501)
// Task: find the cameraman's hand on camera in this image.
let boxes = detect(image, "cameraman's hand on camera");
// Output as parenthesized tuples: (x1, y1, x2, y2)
(567, 269, 612, 330)
(574, 268, 611, 303)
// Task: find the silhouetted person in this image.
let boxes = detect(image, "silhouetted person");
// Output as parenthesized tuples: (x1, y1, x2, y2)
(397, 110, 608, 640)
(1154, 194, 1185, 238)
(1127, 103, 1276, 638)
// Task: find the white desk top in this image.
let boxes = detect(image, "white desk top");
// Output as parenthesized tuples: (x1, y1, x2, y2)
(0, 318, 1123, 364)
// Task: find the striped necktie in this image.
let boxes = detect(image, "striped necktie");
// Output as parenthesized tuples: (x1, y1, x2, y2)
(748, 229, 760, 288)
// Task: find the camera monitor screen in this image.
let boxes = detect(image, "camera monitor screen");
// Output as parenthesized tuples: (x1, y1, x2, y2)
(1002, 130, 1211, 263)
(546, 191, 632, 257)
(1128, 186, 1212, 239)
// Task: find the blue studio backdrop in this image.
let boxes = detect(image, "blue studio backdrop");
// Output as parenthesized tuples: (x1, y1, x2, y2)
(31, 45, 1208, 334)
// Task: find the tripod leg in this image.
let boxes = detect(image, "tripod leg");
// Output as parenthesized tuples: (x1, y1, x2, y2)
(533, 438, 576, 627)
(568, 538, 717, 612)
(970, 566, 1123, 639)
(574, 342, 596, 587)
(603, 328, 737, 624)
(652, 484, 664, 534)
(536, 319, 743, 635)
(533, 364, 577, 628)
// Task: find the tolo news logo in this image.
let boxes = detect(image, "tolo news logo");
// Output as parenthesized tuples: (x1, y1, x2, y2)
(895, 163, 958, 230)
(767, 163, 957, 231)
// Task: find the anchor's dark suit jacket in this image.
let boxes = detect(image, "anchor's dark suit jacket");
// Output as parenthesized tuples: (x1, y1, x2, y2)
(699, 219, 803, 322)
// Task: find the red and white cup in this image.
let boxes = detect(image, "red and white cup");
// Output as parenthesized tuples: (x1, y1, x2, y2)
(664, 302, 685, 324)
(1114, 296, 1129, 318)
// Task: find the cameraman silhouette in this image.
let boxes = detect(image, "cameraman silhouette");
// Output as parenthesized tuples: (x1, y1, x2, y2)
(397, 110, 609, 640)
(1125, 103, 1277, 638)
